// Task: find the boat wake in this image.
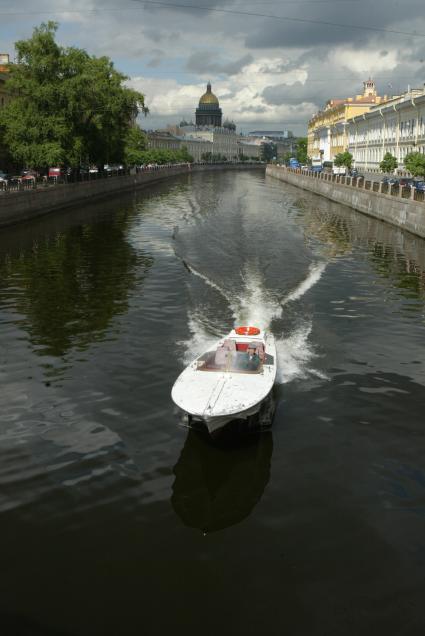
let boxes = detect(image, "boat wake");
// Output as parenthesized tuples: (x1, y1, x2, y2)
(179, 259, 328, 384)
(282, 262, 327, 306)
(274, 321, 327, 384)
(180, 260, 234, 307)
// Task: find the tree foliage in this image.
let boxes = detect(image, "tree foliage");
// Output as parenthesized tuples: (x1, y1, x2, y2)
(201, 152, 232, 162)
(0, 22, 147, 169)
(123, 126, 148, 166)
(138, 147, 193, 165)
(296, 137, 308, 164)
(404, 152, 425, 178)
(334, 151, 353, 169)
(262, 142, 276, 161)
(379, 152, 398, 173)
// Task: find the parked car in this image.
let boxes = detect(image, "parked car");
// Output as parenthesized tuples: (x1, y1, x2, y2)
(20, 169, 39, 180)
(0, 170, 9, 185)
(412, 180, 425, 191)
(382, 177, 399, 186)
(104, 164, 124, 174)
(333, 166, 347, 175)
(48, 167, 66, 181)
(398, 177, 415, 187)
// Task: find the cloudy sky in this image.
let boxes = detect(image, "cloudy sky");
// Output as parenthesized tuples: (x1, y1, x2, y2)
(1, 0, 425, 134)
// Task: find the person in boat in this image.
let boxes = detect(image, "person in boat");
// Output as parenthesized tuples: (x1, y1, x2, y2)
(234, 345, 260, 371)
(246, 346, 260, 370)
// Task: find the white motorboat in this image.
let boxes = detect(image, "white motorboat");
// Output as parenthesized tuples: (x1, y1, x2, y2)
(172, 326, 277, 435)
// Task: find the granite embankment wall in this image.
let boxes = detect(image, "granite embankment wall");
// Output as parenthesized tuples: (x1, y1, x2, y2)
(0, 163, 264, 228)
(266, 165, 425, 239)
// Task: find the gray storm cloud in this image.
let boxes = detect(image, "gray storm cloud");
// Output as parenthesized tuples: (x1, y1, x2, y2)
(1, 0, 425, 131)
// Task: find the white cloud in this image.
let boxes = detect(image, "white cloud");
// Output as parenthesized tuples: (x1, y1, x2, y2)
(328, 47, 399, 74)
(130, 57, 311, 126)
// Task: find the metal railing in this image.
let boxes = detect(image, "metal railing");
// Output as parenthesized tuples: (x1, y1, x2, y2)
(1, 168, 131, 193)
(0, 161, 264, 195)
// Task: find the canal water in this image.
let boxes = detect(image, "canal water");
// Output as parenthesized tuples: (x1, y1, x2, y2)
(0, 170, 424, 635)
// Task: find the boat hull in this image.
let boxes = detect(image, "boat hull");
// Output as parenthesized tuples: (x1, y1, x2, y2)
(190, 391, 275, 435)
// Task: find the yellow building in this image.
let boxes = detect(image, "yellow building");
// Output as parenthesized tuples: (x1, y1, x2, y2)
(308, 80, 389, 164)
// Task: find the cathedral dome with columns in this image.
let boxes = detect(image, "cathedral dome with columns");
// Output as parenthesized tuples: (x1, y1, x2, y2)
(196, 82, 222, 127)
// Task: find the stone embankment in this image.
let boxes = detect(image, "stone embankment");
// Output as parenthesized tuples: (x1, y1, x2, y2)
(266, 165, 425, 239)
(0, 162, 264, 228)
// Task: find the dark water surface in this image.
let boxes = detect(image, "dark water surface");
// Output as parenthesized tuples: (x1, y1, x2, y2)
(1, 171, 425, 635)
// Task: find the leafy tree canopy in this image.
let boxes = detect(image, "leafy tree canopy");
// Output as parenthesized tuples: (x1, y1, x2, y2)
(334, 151, 353, 169)
(380, 152, 398, 173)
(296, 137, 308, 164)
(0, 22, 147, 169)
(138, 147, 193, 165)
(404, 152, 425, 178)
(124, 126, 148, 166)
(262, 142, 276, 161)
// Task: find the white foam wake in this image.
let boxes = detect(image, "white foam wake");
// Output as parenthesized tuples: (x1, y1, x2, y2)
(275, 321, 328, 384)
(231, 264, 282, 329)
(178, 314, 219, 366)
(179, 260, 328, 384)
(282, 261, 327, 306)
(181, 261, 234, 308)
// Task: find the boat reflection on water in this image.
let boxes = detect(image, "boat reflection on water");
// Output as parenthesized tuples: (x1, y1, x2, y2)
(171, 430, 273, 533)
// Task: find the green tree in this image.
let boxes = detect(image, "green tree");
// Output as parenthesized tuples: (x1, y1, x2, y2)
(0, 22, 147, 170)
(296, 137, 308, 164)
(281, 151, 292, 165)
(334, 151, 353, 169)
(123, 126, 147, 166)
(404, 152, 425, 178)
(380, 152, 398, 173)
(137, 147, 193, 165)
(176, 146, 194, 163)
(262, 142, 276, 162)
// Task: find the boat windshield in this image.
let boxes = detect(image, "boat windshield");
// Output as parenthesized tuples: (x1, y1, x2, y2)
(196, 342, 264, 374)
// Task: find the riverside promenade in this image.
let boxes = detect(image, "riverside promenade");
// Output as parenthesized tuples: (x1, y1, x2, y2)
(0, 162, 265, 228)
(267, 165, 425, 239)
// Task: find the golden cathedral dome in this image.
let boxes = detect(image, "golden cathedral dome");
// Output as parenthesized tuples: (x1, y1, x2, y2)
(199, 82, 219, 106)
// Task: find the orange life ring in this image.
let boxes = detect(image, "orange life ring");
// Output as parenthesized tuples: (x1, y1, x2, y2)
(235, 326, 260, 336)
